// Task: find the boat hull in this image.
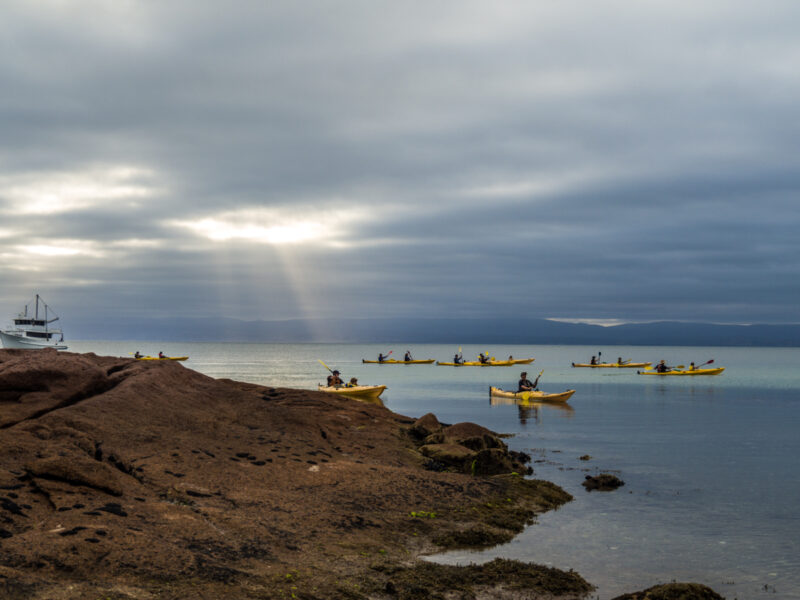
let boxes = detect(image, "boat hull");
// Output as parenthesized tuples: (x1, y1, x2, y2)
(362, 359, 435, 364)
(0, 331, 68, 350)
(436, 360, 514, 367)
(317, 384, 386, 399)
(572, 362, 651, 368)
(638, 367, 725, 376)
(135, 356, 189, 361)
(490, 386, 575, 403)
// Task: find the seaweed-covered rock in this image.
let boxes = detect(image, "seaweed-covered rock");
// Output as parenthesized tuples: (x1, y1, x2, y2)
(582, 473, 625, 491)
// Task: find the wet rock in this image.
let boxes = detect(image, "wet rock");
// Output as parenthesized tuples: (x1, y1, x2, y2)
(582, 473, 625, 491)
(419, 443, 476, 469)
(409, 412, 442, 439)
(612, 582, 724, 599)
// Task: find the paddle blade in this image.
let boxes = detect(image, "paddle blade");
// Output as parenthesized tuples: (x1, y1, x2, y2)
(706, 359, 714, 365)
(318, 359, 333, 373)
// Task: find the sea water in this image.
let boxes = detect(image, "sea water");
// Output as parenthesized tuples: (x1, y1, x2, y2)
(68, 342, 800, 599)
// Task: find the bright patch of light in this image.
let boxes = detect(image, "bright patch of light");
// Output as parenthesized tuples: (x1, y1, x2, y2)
(174, 207, 369, 246)
(547, 318, 632, 327)
(19, 245, 82, 257)
(109, 238, 163, 249)
(1, 166, 161, 215)
(186, 218, 323, 244)
(17, 241, 103, 258)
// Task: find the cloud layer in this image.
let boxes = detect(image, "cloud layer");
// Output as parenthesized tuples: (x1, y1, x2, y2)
(2, 1, 799, 328)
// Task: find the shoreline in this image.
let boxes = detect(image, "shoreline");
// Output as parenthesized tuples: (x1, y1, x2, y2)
(0, 349, 722, 599)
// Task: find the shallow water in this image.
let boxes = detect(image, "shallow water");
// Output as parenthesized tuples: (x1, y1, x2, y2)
(70, 342, 800, 599)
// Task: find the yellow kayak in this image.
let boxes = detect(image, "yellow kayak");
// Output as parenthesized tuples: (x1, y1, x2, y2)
(572, 361, 651, 368)
(362, 359, 435, 364)
(506, 358, 535, 365)
(317, 384, 387, 399)
(436, 360, 514, 367)
(638, 367, 725, 376)
(135, 356, 189, 361)
(490, 386, 576, 403)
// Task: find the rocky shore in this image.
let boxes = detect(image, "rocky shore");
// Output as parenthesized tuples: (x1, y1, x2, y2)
(1, 349, 722, 599)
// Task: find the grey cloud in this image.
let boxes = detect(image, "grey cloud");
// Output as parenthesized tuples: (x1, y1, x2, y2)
(2, 1, 800, 327)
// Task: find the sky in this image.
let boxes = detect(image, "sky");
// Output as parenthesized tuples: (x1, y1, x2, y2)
(1, 0, 799, 331)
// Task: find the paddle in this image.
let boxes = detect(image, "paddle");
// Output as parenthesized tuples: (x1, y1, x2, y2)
(318, 359, 334, 373)
(691, 359, 714, 370)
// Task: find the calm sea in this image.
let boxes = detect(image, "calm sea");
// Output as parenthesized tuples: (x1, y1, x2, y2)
(69, 342, 800, 599)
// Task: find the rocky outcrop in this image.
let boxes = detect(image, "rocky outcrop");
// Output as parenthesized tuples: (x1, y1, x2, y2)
(0, 349, 571, 600)
(412, 416, 533, 475)
(612, 582, 725, 599)
(582, 473, 625, 491)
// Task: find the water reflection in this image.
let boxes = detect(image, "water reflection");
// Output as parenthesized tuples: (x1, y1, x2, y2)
(489, 395, 574, 425)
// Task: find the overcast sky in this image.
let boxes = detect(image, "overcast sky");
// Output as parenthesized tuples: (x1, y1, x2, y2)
(1, 1, 799, 330)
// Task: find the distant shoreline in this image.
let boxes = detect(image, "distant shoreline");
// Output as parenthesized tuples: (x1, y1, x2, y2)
(62, 317, 800, 347)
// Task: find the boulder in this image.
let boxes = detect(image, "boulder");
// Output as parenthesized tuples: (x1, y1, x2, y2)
(582, 473, 624, 492)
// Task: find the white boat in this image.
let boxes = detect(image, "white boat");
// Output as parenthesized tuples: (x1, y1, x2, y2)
(0, 295, 68, 350)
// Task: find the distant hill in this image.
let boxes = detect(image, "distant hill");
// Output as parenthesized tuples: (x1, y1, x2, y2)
(66, 316, 800, 347)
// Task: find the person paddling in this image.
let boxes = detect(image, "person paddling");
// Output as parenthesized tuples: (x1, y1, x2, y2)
(404, 350, 413, 362)
(590, 355, 598, 365)
(378, 352, 389, 363)
(518, 371, 540, 392)
(327, 370, 343, 386)
(656, 360, 669, 373)
(478, 352, 489, 364)
(453, 351, 463, 365)
(134, 351, 142, 359)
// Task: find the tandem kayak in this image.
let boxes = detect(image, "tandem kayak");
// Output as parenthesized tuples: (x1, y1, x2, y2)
(362, 359, 435, 364)
(637, 367, 725, 376)
(135, 356, 189, 361)
(317, 384, 387, 399)
(572, 362, 651, 368)
(490, 386, 576, 403)
(436, 360, 515, 367)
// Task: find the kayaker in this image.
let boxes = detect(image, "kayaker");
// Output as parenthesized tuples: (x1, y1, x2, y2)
(453, 352, 463, 365)
(404, 351, 412, 362)
(378, 352, 389, 363)
(478, 352, 489, 364)
(346, 377, 359, 388)
(689, 362, 696, 371)
(327, 370, 343, 386)
(518, 371, 540, 392)
(656, 360, 669, 373)
(134, 351, 142, 359)
(590, 355, 598, 365)
(158, 351, 165, 359)
(617, 357, 623, 365)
